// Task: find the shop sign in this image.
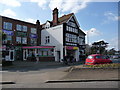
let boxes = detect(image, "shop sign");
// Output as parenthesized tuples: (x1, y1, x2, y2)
(66, 46, 78, 50)
(22, 46, 54, 49)
(3, 30, 14, 36)
(40, 49, 49, 51)
(30, 34, 37, 38)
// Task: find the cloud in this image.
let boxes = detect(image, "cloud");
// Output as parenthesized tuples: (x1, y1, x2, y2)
(102, 11, 119, 24)
(71, 0, 90, 13)
(49, 0, 90, 13)
(30, 0, 47, 9)
(49, 0, 63, 11)
(107, 37, 119, 50)
(25, 18, 36, 24)
(0, 9, 16, 17)
(110, 37, 120, 50)
(84, 28, 102, 37)
(0, 0, 21, 7)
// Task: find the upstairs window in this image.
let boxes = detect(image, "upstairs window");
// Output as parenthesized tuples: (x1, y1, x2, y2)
(23, 26, 27, 32)
(16, 37, 21, 44)
(31, 38, 37, 45)
(22, 37, 27, 44)
(16, 24, 22, 31)
(3, 22, 12, 30)
(45, 36, 50, 44)
(31, 28, 37, 34)
(16, 25, 27, 32)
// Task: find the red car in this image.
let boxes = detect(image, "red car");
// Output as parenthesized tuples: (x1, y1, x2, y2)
(85, 54, 112, 65)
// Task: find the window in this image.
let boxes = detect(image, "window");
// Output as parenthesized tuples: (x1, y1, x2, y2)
(3, 35, 12, 44)
(96, 56, 101, 59)
(6, 35, 12, 41)
(87, 56, 93, 59)
(16, 24, 22, 31)
(31, 28, 37, 34)
(23, 26, 27, 32)
(22, 38, 27, 44)
(43, 51, 47, 56)
(66, 26, 68, 31)
(31, 38, 37, 45)
(16, 32, 27, 37)
(3, 22, 12, 30)
(65, 33, 78, 43)
(45, 36, 50, 44)
(101, 56, 106, 59)
(16, 25, 27, 31)
(16, 37, 21, 43)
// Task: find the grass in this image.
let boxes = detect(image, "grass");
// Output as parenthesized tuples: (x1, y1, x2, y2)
(84, 63, 120, 68)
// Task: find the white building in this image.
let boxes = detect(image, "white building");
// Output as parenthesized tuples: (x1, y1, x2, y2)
(41, 8, 86, 62)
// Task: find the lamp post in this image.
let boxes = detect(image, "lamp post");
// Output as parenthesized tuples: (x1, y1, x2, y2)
(86, 30, 93, 54)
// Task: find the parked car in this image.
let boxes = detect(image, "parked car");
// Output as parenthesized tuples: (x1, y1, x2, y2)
(85, 54, 112, 65)
(110, 55, 120, 63)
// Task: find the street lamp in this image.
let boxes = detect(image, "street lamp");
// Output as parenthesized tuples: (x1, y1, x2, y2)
(86, 30, 94, 54)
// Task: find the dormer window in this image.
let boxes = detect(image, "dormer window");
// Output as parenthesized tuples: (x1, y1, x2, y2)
(45, 21, 51, 29)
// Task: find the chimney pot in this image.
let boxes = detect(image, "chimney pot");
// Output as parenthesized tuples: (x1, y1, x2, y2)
(53, 8, 58, 26)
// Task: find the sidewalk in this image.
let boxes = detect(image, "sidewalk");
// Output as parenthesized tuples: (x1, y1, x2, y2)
(2, 60, 84, 72)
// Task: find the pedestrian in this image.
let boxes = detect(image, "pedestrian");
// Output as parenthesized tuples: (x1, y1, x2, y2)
(64, 56, 68, 65)
(36, 54, 39, 63)
(70, 56, 73, 63)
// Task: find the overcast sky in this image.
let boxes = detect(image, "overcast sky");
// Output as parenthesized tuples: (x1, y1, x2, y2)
(0, 0, 119, 50)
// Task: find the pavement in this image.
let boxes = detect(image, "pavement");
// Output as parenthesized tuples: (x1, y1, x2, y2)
(2, 60, 84, 71)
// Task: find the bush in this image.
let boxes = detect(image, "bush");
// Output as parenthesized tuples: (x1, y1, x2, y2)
(84, 63, 120, 68)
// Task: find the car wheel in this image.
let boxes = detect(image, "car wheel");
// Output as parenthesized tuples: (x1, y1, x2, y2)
(109, 62, 113, 64)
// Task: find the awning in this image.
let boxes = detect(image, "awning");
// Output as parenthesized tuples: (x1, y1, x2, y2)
(22, 46, 55, 49)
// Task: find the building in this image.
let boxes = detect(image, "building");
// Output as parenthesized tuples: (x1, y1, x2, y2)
(0, 8, 85, 62)
(41, 8, 86, 62)
(0, 16, 55, 62)
(0, 16, 41, 61)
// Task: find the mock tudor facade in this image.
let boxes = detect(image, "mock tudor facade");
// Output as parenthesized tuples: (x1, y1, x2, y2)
(41, 8, 86, 62)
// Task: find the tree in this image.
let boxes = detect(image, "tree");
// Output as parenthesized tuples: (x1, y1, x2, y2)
(107, 48, 116, 55)
(91, 40, 109, 54)
(0, 30, 6, 41)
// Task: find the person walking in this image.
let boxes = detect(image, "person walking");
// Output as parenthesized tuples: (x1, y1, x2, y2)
(64, 56, 68, 65)
(36, 54, 39, 63)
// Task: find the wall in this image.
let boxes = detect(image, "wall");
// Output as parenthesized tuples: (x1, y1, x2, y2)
(41, 24, 63, 61)
(2, 16, 37, 46)
(0, 16, 2, 46)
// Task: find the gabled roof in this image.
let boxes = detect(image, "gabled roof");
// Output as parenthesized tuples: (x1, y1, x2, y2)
(58, 13, 74, 24)
(41, 13, 74, 27)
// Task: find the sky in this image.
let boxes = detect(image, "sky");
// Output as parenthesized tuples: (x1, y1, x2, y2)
(0, 0, 119, 50)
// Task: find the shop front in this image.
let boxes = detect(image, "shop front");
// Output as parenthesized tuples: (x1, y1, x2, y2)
(65, 46, 79, 62)
(22, 46, 55, 62)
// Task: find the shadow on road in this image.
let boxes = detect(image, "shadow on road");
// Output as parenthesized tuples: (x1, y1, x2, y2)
(2, 61, 84, 72)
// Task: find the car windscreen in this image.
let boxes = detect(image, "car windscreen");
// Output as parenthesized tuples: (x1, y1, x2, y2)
(87, 56, 94, 59)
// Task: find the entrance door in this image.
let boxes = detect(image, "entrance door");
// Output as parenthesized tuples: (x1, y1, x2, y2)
(9, 50, 14, 61)
(23, 50, 27, 60)
(67, 50, 75, 57)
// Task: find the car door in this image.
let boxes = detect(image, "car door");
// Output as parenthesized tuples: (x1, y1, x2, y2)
(95, 55, 101, 64)
(101, 56, 106, 64)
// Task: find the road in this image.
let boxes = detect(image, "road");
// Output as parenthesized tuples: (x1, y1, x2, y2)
(1, 67, 119, 88)
(1, 61, 119, 88)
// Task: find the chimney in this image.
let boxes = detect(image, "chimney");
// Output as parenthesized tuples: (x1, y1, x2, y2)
(53, 8, 58, 26)
(36, 20, 41, 45)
